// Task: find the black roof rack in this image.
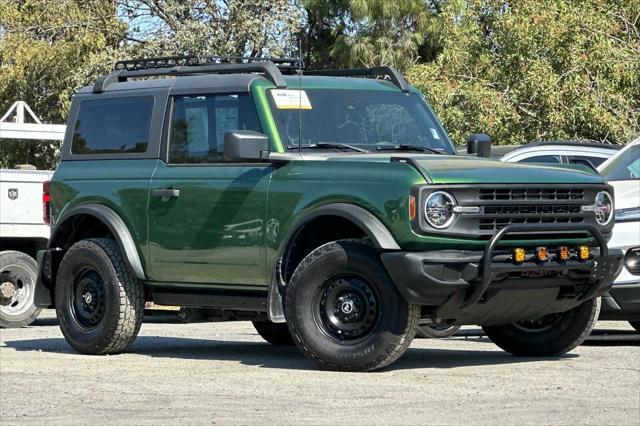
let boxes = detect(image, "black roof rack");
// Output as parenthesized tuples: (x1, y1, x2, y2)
(304, 66, 410, 92)
(93, 55, 301, 93)
(93, 55, 412, 94)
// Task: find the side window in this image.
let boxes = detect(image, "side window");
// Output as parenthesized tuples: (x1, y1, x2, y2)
(519, 155, 561, 164)
(168, 93, 261, 163)
(568, 155, 607, 167)
(72, 97, 154, 154)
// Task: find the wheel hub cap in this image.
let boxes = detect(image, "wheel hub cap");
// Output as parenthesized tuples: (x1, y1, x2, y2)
(72, 269, 106, 328)
(0, 281, 16, 305)
(316, 276, 379, 341)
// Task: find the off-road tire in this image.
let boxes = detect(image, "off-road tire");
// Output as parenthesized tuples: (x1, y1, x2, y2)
(56, 238, 144, 354)
(253, 321, 294, 346)
(0, 251, 42, 328)
(483, 298, 600, 356)
(629, 321, 640, 333)
(285, 240, 420, 371)
(416, 324, 461, 339)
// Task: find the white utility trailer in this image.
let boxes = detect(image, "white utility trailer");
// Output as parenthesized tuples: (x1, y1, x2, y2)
(0, 101, 65, 327)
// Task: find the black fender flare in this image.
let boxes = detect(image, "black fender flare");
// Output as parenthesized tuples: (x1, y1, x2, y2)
(284, 203, 401, 251)
(50, 204, 146, 280)
(267, 203, 400, 322)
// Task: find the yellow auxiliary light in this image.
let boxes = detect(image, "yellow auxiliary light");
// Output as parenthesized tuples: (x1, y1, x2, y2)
(578, 245, 590, 261)
(512, 248, 526, 263)
(558, 246, 570, 262)
(536, 247, 549, 262)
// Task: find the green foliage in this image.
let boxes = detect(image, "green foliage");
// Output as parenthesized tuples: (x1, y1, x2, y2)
(0, 0, 126, 168)
(1, 0, 638, 170)
(407, 0, 640, 145)
(119, 0, 303, 57)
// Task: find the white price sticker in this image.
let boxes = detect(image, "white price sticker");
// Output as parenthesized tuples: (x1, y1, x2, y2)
(271, 89, 312, 110)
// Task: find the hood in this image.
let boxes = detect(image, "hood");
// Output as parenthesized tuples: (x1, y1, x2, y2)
(327, 153, 604, 184)
(608, 180, 640, 210)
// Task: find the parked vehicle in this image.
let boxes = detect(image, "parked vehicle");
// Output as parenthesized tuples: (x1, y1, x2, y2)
(35, 56, 622, 371)
(501, 141, 621, 167)
(597, 138, 640, 331)
(0, 101, 63, 328)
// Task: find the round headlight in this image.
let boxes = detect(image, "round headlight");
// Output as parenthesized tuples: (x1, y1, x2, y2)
(425, 191, 456, 229)
(594, 191, 613, 225)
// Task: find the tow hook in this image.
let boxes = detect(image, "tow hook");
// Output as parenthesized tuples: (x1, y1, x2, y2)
(0, 281, 16, 305)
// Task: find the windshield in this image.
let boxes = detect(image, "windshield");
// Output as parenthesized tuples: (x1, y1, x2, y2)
(600, 144, 640, 181)
(269, 89, 455, 154)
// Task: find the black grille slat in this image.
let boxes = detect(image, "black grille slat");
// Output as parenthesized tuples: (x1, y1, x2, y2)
(479, 188, 584, 201)
(475, 187, 587, 231)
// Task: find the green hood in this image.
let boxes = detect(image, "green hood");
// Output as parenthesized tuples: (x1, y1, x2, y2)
(328, 153, 604, 184)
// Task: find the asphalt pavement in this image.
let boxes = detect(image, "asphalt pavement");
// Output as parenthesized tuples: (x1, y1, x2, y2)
(1, 311, 638, 425)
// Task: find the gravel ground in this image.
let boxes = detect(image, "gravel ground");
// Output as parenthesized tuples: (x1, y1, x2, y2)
(1, 311, 639, 425)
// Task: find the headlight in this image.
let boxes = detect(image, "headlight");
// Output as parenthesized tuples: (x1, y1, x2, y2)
(594, 191, 613, 225)
(615, 207, 640, 223)
(425, 191, 456, 229)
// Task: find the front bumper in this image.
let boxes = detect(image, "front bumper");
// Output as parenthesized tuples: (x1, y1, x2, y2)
(382, 224, 624, 325)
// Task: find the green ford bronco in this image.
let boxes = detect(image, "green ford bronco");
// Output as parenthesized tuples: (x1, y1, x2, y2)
(35, 56, 623, 371)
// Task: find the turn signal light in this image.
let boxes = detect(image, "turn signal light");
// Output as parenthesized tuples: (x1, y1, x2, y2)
(409, 195, 416, 220)
(578, 245, 590, 261)
(558, 246, 570, 261)
(512, 248, 526, 263)
(536, 247, 549, 262)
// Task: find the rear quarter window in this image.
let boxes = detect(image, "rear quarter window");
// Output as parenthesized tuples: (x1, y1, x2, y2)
(71, 97, 154, 155)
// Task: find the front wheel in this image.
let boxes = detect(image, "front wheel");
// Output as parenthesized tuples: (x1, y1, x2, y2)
(0, 251, 42, 328)
(483, 298, 600, 357)
(285, 240, 419, 371)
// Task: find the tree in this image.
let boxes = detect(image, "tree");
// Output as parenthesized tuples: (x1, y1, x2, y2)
(0, 0, 126, 168)
(407, 0, 640, 146)
(119, 0, 303, 57)
(301, 0, 460, 70)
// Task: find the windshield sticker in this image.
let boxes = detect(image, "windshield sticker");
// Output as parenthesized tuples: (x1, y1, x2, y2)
(271, 89, 312, 110)
(430, 128, 440, 140)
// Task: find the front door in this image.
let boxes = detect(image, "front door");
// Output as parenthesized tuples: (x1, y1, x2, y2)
(147, 93, 271, 285)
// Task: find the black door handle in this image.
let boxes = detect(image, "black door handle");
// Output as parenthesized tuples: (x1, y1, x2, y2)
(152, 188, 180, 199)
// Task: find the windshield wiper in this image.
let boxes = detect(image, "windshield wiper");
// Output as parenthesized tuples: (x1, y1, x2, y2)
(287, 142, 369, 153)
(376, 144, 443, 154)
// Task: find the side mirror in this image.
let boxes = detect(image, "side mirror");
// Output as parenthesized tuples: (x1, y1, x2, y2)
(467, 133, 492, 158)
(223, 131, 270, 162)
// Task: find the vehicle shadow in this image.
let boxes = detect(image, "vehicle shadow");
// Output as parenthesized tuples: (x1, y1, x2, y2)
(3, 335, 576, 372)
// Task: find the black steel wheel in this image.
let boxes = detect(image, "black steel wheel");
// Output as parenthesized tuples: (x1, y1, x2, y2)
(56, 238, 144, 355)
(285, 240, 419, 371)
(483, 298, 600, 356)
(71, 267, 107, 329)
(315, 275, 379, 342)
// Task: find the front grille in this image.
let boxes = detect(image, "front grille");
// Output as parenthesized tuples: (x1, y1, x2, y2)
(479, 188, 584, 201)
(480, 204, 584, 230)
(415, 184, 608, 239)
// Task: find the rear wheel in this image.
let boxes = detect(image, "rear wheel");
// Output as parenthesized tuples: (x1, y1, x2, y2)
(285, 240, 419, 371)
(416, 323, 461, 338)
(629, 321, 640, 333)
(483, 298, 600, 356)
(0, 251, 42, 328)
(253, 321, 294, 346)
(56, 238, 144, 354)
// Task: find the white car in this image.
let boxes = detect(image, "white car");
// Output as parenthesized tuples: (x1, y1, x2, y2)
(501, 141, 621, 167)
(597, 138, 640, 331)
